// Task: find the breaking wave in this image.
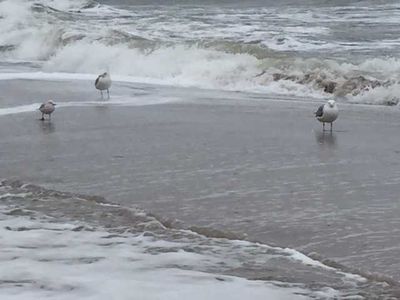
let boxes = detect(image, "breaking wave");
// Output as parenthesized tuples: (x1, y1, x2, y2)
(1, 0, 400, 105)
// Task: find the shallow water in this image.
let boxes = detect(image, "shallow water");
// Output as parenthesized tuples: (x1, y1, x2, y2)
(0, 178, 395, 299)
(0, 77, 400, 298)
(1, 0, 400, 298)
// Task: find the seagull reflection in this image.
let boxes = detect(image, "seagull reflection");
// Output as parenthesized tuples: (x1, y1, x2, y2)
(39, 120, 56, 134)
(315, 130, 337, 148)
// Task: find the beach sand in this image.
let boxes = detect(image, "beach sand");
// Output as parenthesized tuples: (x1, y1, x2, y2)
(1, 78, 400, 283)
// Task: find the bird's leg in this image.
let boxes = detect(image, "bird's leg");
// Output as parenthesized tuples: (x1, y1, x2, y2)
(323, 122, 325, 131)
(49, 114, 51, 121)
(41, 113, 44, 121)
(330, 122, 333, 132)
(107, 89, 110, 99)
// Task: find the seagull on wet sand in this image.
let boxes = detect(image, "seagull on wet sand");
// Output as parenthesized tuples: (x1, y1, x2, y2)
(95, 72, 112, 98)
(39, 100, 56, 121)
(315, 99, 339, 131)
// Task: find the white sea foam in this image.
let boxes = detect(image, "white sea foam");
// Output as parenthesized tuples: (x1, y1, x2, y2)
(42, 43, 262, 90)
(0, 210, 319, 300)
(349, 84, 400, 106)
(0, 103, 41, 116)
(39, 44, 400, 103)
(0, 96, 179, 116)
(1, 0, 400, 104)
(38, 0, 96, 11)
(0, 181, 380, 299)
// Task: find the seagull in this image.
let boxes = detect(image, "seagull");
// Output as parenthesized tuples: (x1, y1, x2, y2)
(39, 100, 56, 121)
(315, 99, 339, 131)
(95, 72, 112, 98)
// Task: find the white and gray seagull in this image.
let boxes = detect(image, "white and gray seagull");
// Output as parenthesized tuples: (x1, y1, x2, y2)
(39, 100, 56, 121)
(95, 72, 112, 98)
(315, 99, 339, 131)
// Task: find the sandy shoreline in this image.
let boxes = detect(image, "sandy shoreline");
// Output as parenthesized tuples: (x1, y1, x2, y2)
(1, 78, 400, 283)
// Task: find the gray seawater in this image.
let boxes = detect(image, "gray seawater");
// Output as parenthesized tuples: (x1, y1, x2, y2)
(1, 0, 400, 103)
(1, 0, 400, 299)
(1, 78, 400, 299)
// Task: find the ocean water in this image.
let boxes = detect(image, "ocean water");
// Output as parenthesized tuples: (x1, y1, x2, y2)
(0, 180, 396, 299)
(1, 0, 400, 104)
(1, 0, 400, 299)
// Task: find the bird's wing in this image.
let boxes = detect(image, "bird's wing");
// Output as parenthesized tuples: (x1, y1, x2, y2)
(95, 76, 100, 86)
(315, 105, 324, 117)
(39, 104, 45, 110)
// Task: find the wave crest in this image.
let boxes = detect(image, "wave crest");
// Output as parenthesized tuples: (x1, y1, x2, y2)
(1, 0, 400, 105)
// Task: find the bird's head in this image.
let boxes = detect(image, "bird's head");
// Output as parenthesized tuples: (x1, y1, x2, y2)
(327, 100, 336, 107)
(48, 100, 56, 106)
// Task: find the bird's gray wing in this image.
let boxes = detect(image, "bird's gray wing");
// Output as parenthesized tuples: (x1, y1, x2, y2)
(315, 105, 324, 117)
(95, 76, 100, 86)
(39, 104, 45, 110)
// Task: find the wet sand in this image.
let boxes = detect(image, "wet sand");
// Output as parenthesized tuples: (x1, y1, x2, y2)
(1, 79, 400, 282)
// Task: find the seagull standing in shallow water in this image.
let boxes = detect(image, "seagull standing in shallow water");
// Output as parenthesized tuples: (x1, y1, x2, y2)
(39, 100, 56, 121)
(315, 99, 339, 131)
(95, 72, 112, 98)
